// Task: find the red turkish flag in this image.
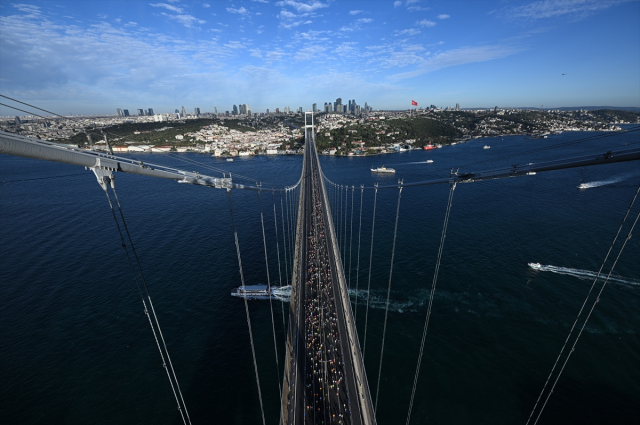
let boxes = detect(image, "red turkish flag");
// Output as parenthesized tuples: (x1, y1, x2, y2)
(411, 100, 418, 106)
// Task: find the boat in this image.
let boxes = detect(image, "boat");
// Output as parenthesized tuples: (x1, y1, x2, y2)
(423, 144, 436, 150)
(577, 183, 589, 189)
(231, 284, 271, 299)
(371, 166, 395, 173)
(426, 160, 434, 163)
(226, 158, 234, 162)
(528, 262, 542, 270)
(483, 145, 491, 149)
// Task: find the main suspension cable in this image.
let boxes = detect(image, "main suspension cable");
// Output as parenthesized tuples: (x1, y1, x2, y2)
(362, 183, 379, 359)
(406, 181, 457, 425)
(257, 188, 282, 401)
(528, 181, 640, 425)
(375, 182, 404, 414)
(226, 189, 266, 425)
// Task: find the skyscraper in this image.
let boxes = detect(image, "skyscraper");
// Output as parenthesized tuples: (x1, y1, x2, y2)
(117, 108, 123, 117)
(181, 106, 187, 118)
(123, 109, 130, 117)
(148, 108, 154, 116)
(335, 98, 343, 114)
(351, 99, 356, 113)
(312, 103, 317, 112)
(214, 107, 218, 114)
(232, 105, 238, 115)
(137, 109, 144, 116)
(194, 107, 201, 116)
(15, 116, 21, 125)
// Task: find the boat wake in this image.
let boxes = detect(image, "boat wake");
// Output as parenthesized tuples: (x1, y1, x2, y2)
(272, 286, 428, 313)
(578, 171, 639, 189)
(529, 264, 639, 286)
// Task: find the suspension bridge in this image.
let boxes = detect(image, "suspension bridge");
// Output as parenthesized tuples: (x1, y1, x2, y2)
(1, 112, 639, 424)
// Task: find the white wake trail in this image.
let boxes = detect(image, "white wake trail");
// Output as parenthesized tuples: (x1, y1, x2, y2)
(578, 171, 639, 189)
(530, 264, 639, 286)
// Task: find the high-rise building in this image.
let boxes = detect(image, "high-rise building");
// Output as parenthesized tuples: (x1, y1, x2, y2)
(455, 103, 460, 111)
(335, 98, 343, 114)
(312, 103, 317, 112)
(355, 105, 361, 115)
(299, 107, 303, 113)
(148, 108, 154, 116)
(123, 109, 130, 117)
(181, 106, 187, 118)
(137, 109, 144, 116)
(15, 116, 21, 125)
(266, 109, 270, 115)
(214, 107, 218, 114)
(364, 102, 368, 111)
(232, 105, 238, 115)
(276, 108, 281, 114)
(351, 99, 356, 113)
(117, 108, 123, 117)
(194, 107, 201, 116)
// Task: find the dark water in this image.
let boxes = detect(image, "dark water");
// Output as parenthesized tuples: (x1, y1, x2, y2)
(1, 130, 639, 424)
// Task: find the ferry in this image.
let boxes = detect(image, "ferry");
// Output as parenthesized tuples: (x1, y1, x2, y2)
(371, 166, 395, 173)
(528, 262, 543, 270)
(231, 284, 272, 299)
(423, 144, 436, 150)
(483, 145, 491, 149)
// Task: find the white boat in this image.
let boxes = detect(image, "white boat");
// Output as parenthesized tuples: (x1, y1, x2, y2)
(528, 262, 542, 270)
(577, 183, 589, 189)
(371, 166, 395, 173)
(483, 145, 491, 149)
(426, 160, 434, 163)
(226, 158, 234, 162)
(231, 284, 273, 299)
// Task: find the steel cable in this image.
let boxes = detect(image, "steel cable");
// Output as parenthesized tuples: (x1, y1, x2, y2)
(375, 182, 403, 414)
(362, 183, 379, 359)
(528, 181, 640, 425)
(406, 181, 457, 425)
(226, 189, 266, 425)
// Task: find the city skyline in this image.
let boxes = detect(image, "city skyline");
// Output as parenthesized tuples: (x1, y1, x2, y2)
(0, 0, 638, 116)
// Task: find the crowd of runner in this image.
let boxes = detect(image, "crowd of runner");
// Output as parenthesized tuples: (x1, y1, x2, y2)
(303, 170, 352, 424)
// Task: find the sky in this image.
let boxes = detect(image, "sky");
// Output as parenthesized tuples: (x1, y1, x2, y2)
(0, 0, 639, 115)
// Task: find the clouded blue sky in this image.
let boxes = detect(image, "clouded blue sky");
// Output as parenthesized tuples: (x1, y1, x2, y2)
(1, 0, 638, 115)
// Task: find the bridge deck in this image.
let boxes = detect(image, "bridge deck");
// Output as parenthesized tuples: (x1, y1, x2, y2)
(281, 128, 375, 424)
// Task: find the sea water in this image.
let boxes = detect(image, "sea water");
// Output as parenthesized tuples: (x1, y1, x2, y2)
(1, 129, 639, 424)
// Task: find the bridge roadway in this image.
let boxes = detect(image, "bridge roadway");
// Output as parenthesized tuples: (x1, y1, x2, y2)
(281, 128, 375, 424)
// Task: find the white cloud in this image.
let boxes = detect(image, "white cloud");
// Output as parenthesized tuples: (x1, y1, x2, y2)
(295, 45, 325, 61)
(227, 7, 248, 14)
(276, 1, 329, 13)
(438, 14, 450, 19)
(252, 0, 269, 3)
(224, 41, 245, 49)
(506, 0, 630, 20)
(417, 19, 436, 27)
(280, 10, 298, 18)
(149, 3, 184, 13)
(203, 3, 210, 8)
(161, 13, 205, 27)
(395, 28, 421, 36)
(349, 10, 363, 15)
(98, 14, 108, 19)
(393, 1, 402, 7)
(389, 45, 520, 79)
(356, 18, 373, 23)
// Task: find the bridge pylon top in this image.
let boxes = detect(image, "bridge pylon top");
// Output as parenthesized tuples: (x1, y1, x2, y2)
(304, 111, 314, 130)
